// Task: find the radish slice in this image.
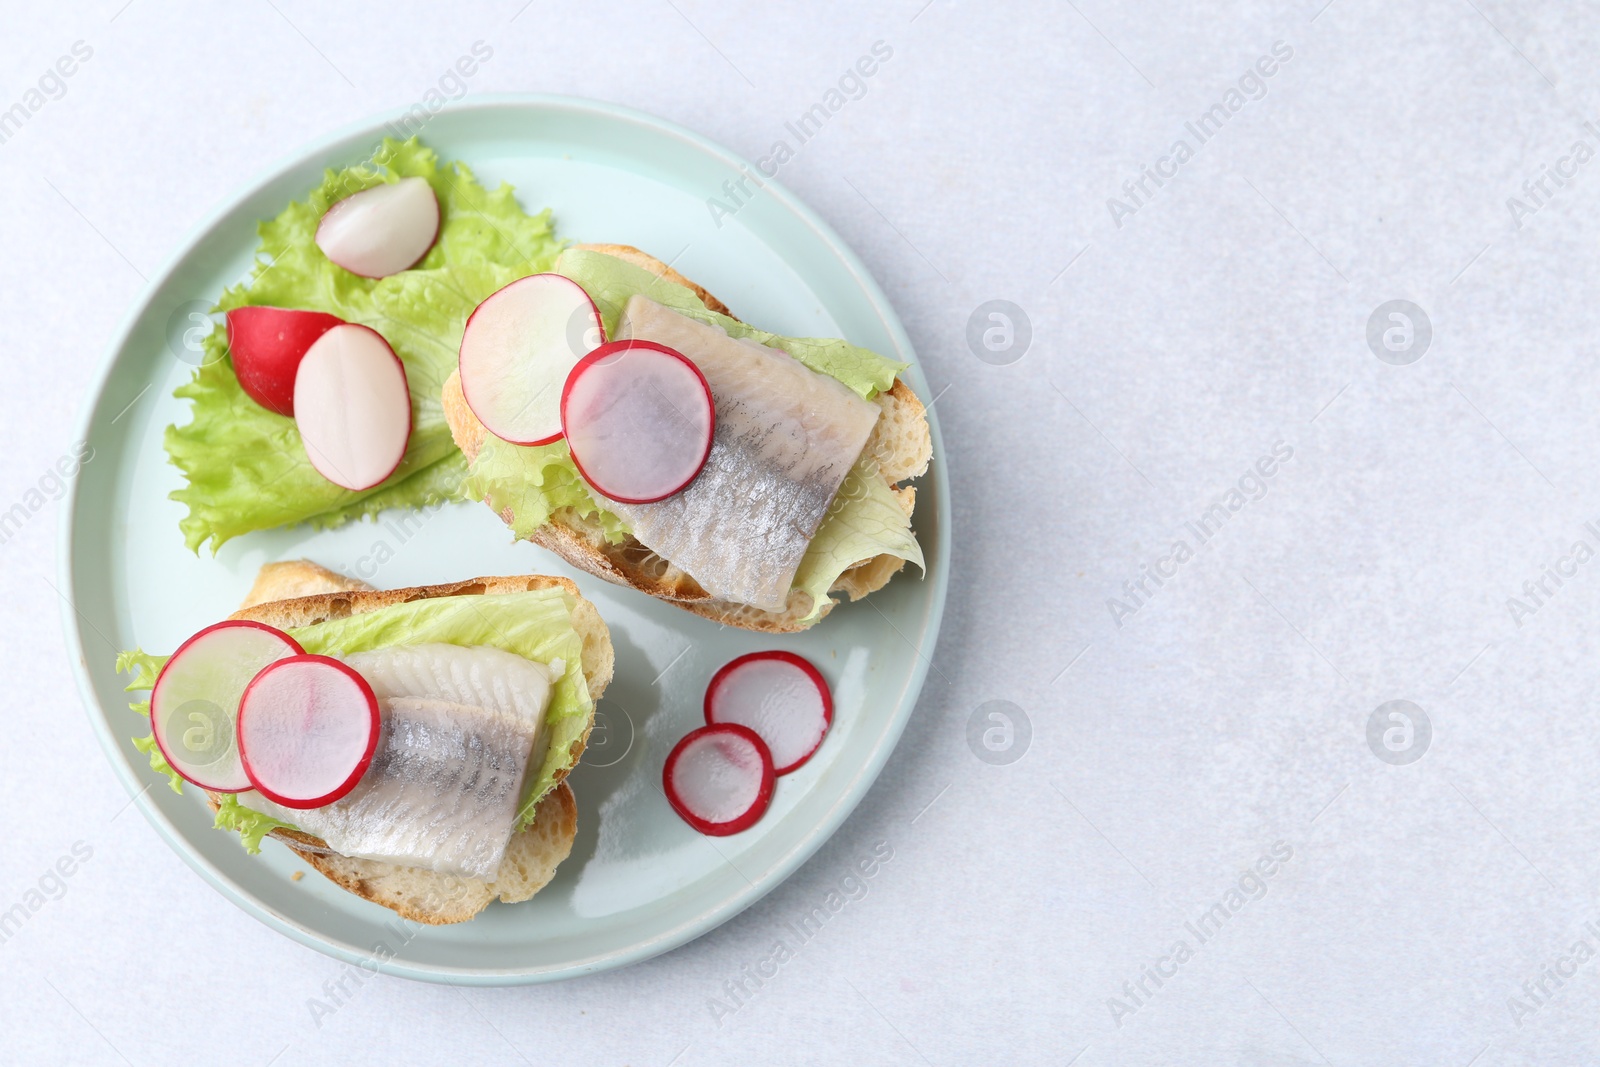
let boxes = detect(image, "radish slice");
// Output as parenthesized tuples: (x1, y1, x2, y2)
(226, 306, 345, 417)
(459, 274, 605, 446)
(663, 724, 775, 836)
(237, 655, 380, 810)
(561, 340, 715, 504)
(293, 324, 412, 491)
(149, 621, 304, 793)
(704, 651, 833, 775)
(315, 176, 440, 278)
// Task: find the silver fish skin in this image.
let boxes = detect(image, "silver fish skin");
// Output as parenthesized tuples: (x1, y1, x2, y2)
(243, 644, 555, 880)
(612, 296, 881, 611)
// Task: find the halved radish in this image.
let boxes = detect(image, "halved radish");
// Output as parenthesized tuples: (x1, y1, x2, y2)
(704, 651, 833, 775)
(237, 654, 380, 810)
(561, 340, 715, 504)
(149, 621, 304, 793)
(226, 306, 345, 417)
(662, 723, 775, 836)
(293, 323, 412, 491)
(315, 176, 440, 279)
(459, 274, 605, 446)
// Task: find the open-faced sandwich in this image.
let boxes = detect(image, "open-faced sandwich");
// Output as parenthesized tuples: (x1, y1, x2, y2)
(445, 244, 933, 632)
(116, 561, 611, 924)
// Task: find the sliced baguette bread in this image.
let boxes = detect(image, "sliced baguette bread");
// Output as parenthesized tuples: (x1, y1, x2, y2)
(442, 244, 933, 633)
(208, 559, 609, 925)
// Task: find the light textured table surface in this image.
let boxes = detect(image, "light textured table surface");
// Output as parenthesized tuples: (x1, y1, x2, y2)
(7, 1, 1600, 1063)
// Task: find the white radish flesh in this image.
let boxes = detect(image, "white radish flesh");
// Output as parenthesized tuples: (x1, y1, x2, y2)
(237, 655, 380, 810)
(459, 273, 605, 446)
(149, 621, 303, 793)
(704, 651, 832, 775)
(561, 340, 714, 504)
(315, 176, 440, 278)
(662, 724, 774, 836)
(293, 324, 412, 491)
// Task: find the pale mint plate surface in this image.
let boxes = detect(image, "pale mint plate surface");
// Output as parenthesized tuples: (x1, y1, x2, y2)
(60, 96, 948, 985)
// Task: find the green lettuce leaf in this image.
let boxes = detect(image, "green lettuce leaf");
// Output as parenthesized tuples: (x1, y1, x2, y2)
(116, 586, 594, 851)
(115, 650, 186, 793)
(466, 437, 632, 545)
(792, 459, 926, 623)
(132, 734, 184, 795)
(214, 794, 296, 853)
(307, 450, 469, 531)
(169, 138, 563, 552)
(114, 649, 163, 691)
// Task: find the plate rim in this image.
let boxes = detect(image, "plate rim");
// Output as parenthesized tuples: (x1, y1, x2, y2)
(58, 92, 950, 985)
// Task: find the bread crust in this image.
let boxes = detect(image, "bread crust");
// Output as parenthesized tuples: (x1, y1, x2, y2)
(280, 781, 578, 925)
(212, 560, 606, 924)
(445, 245, 932, 632)
(241, 559, 374, 605)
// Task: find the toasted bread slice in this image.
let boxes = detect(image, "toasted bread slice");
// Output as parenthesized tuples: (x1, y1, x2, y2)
(212, 559, 609, 925)
(443, 244, 932, 632)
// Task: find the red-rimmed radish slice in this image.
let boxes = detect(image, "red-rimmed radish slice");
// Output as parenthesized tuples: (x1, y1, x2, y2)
(662, 724, 775, 836)
(459, 273, 606, 446)
(293, 324, 412, 491)
(226, 306, 346, 417)
(561, 340, 714, 504)
(149, 621, 304, 793)
(315, 176, 440, 279)
(704, 651, 833, 775)
(237, 655, 380, 810)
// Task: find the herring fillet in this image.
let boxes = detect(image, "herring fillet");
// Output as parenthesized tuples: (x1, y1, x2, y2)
(612, 296, 881, 611)
(256, 697, 536, 880)
(243, 644, 555, 880)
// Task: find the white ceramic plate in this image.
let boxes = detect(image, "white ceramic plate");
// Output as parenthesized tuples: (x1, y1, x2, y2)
(60, 95, 948, 984)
